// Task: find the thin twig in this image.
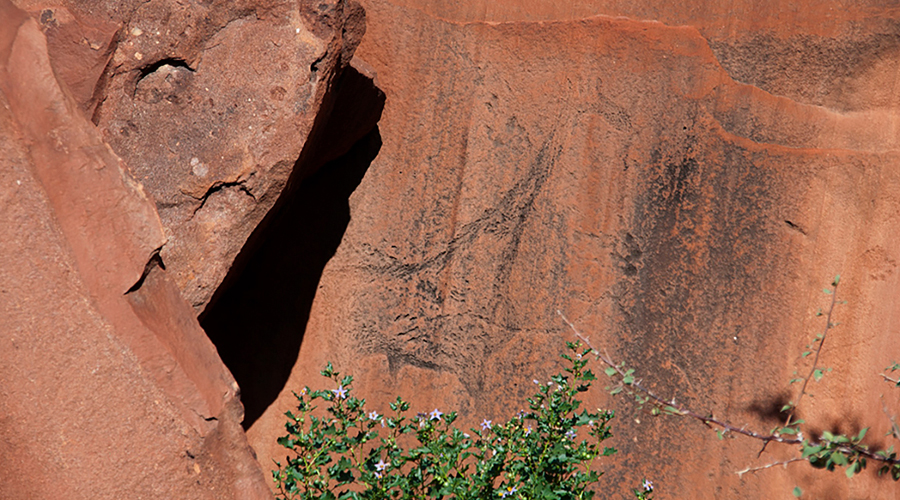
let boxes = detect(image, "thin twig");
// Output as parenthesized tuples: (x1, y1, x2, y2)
(785, 281, 840, 428)
(557, 311, 802, 446)
(556, 310, 900, 468)
(736, 457, 806, 477)
(881, 395, 900, 443)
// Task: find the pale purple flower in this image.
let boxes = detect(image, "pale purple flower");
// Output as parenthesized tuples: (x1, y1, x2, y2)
(481, 419, 492, 430)
(332, 385, 347, 399)
(374, 458, 388, 478)
(524, 427, 532, 436)
(565, 429, 577, 440)
(430, 408, 443, 421)
(369, 411, 380, 421)
(501, 485, 518, 498)
(642, 479, 653, 492)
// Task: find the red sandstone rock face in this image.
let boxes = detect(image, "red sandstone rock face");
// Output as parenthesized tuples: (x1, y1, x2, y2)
(20, 0, 367, 311)
(0, 2, 269, 498)
(238, 1, 900, 498)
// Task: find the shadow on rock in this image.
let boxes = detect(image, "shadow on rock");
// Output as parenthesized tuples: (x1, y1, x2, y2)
(201, 64, 384, 428)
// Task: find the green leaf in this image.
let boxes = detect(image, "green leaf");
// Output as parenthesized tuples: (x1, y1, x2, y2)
(833, 275, 840, 286)
(813, 369, 824, 382)
(622, 375, 635, 385)
(846, 461, 861, 478)
(823, 288, 833, 295)
(856, 428, 868, 442)
(716, 429, 724, 440)
(793, 486, 802, 497)
(802, 445, 824, 458)
(604, 367, 617, 377)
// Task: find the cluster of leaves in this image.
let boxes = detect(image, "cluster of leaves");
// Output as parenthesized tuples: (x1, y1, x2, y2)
(273, 342, 654, 500)
(562, 277, 900, 497)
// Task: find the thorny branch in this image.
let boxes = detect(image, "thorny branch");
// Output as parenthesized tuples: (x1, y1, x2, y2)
(555, 306, 900, 473)
(785, 280, 840, 428)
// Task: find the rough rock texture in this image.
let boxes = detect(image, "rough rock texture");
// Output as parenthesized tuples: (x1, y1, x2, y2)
(16, 0, 367, 311)
(232, 1, 900, 499)
(0, 2, 270, 498)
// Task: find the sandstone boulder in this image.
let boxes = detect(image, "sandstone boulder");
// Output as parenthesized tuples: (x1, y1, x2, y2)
(20, 0, 368, 311)
(0, 2, 270, 497)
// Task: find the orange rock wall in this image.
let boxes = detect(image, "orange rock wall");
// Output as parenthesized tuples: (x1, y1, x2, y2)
(246, 1, 900, 499)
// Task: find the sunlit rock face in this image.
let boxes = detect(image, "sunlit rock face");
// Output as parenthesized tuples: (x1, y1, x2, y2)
(5, 0, 900, 497)
(242, 2, 900, 498)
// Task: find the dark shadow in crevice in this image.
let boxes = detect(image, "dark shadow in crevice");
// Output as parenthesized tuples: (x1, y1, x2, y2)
(137, 57, 195, 81)
(200, 65, 385, 428)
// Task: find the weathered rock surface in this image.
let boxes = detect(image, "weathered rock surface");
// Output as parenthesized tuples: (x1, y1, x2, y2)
(0, 2, 270, 497)
(232, 1, 900, 498)
(23, 0, 367, 311)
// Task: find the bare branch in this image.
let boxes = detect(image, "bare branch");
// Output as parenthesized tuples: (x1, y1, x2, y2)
(556, 309, 900, 468)
(881, 395, 900, 443)
(785, 281, 840, 427)
(736, 457, 805, 478)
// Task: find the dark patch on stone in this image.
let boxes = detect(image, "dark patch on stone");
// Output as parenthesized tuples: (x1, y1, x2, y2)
(617, 135, 781, 409)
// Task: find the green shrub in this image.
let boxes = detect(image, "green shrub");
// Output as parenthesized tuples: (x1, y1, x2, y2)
(273, 342, 654, 499)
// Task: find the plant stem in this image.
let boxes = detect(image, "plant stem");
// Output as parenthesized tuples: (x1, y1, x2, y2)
(786, 281, 839, 427)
